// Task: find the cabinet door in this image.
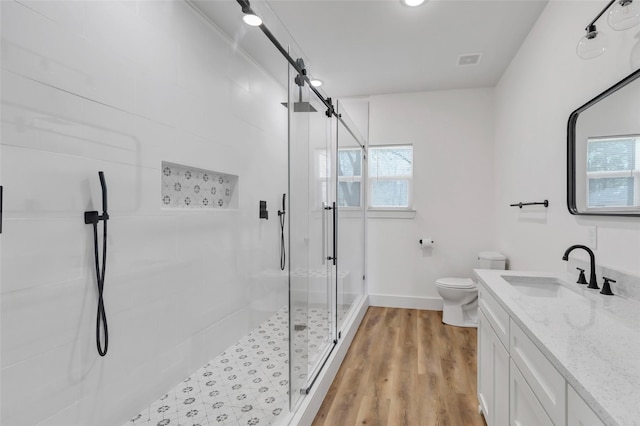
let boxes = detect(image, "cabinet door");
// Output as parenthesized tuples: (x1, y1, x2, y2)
(478, 310, 493, 421)
(494, 336, 509, 426)
(510, 360, 554, 426)
(567, 384, 605, 426)
(478, 309, 509, 426)
(510, 319, 565, 425)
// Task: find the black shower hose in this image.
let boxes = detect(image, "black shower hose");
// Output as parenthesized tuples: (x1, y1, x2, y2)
(92, 219, 108, 356)
(279, 211, 286, 270)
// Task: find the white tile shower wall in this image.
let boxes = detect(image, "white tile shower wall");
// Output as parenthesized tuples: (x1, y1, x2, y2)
(0, 1, 288, 425)
(493, 1, 640, 275)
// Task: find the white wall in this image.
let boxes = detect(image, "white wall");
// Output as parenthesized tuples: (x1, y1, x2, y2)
(367, 88, 496, 307)
(494, 0, 640, 275)
(0, 1, 287, 425)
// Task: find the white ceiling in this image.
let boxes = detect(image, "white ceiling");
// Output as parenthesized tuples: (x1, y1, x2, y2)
(192, 0, 548, 98)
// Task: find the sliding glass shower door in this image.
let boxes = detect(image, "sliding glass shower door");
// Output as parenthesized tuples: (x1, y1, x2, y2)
(288, 54, 337, 410)
(335, 102, 366, 334)
(287, 56, 369, 414)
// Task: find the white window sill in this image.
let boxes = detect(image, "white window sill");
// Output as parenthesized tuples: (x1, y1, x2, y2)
(367, 209, 416, 219)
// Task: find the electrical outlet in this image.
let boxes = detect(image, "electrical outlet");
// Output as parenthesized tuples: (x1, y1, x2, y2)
(587, 226, 598, 249)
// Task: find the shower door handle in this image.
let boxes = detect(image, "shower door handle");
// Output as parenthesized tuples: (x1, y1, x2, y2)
(323, 203, 336, 265)
(331, 202, 337, 266)
(321, 202, 326, 265)
(322, 203, 334, 264)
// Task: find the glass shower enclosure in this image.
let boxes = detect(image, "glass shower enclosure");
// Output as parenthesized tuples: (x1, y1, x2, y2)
(286, 53, 367, 412)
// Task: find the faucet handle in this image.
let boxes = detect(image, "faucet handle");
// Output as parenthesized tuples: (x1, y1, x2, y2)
(576, 267, 588, 284)
(600, 277, 616, 296)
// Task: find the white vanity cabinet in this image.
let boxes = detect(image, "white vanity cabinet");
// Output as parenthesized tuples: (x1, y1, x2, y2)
(477, 285, 510, 426)
(477, 282, 604, 426)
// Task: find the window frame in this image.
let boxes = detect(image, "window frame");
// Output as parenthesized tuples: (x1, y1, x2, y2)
(367, 144, 414, 210)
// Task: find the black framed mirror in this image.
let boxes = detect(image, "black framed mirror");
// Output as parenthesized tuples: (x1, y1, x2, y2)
(568, 68, 640, 217)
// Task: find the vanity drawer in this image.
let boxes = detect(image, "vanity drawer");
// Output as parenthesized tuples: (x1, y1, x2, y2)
(510, 319, 566, 426)
(478, 283, 510, 348)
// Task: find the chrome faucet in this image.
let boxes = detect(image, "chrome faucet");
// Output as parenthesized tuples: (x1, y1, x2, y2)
(562, 245, 599, 289)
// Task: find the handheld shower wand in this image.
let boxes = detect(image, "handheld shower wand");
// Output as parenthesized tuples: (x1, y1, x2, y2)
(99, 171, 108, 217)
(278, 194, 286, 270)
(84, 171, 110, 356)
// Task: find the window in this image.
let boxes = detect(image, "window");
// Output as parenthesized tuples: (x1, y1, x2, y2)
(368, 145, 413, 208)
(586, 136, 639, 209)
(317, 148, 364, 208)
(337, 148, 362, 207)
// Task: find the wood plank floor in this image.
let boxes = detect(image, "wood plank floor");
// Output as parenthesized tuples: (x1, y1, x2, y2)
(312, 307, 487, 426)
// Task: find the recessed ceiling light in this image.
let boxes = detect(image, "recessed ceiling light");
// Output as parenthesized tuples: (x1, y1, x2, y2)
(310, 79, 323, 87)
(242, 13, 262, 26)
(401, 0, 425, 7)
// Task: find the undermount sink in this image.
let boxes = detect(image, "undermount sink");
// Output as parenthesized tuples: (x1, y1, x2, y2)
(501, 275, 582, 298)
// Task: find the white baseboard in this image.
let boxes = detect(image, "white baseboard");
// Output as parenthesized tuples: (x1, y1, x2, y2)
(368, 293, 443, 311)
(286, 295, 370, 426)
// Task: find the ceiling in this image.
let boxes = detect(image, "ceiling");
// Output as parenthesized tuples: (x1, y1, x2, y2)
(192, 0, 548, 98)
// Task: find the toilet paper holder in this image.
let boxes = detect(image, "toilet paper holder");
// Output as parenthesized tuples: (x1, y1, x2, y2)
(419, 238, 434, 246)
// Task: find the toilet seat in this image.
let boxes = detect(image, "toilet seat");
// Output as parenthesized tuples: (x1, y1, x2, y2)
(436, 277, 475, 289)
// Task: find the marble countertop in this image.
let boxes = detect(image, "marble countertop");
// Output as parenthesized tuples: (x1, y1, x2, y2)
(473, 269, 640, 426)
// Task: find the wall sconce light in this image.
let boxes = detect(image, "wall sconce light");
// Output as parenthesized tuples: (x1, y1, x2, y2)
(577, 0, 640, 59)
(577, 24, 608, 59)
(608, 0, 640, 30)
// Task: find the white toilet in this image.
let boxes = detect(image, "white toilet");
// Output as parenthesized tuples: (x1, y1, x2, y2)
(436, 251, 507, 328)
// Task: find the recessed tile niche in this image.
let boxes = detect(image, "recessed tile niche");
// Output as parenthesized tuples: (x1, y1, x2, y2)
(161, 162, 238, 209)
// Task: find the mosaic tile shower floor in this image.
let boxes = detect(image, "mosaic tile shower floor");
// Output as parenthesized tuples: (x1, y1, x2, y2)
(125, 306, 332, 426)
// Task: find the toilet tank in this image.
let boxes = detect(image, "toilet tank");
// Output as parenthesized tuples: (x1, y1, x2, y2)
(477, 251, 506, 270)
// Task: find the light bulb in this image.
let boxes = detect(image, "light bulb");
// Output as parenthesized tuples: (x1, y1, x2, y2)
(608, 0, 640, 31)
(577, 29, 607, 59)
(242, 13, 262, 26)
(310, 79, 323, 87)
